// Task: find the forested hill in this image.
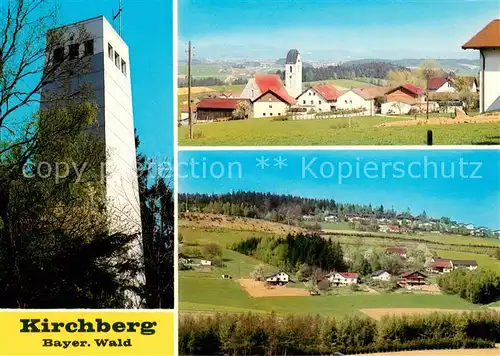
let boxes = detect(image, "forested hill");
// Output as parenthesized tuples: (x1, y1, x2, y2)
(276, 61, 409, 82)
(179, 191, 442, 223)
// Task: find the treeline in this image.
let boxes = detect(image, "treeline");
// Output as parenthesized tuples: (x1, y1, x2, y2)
(178, 77, 248, 88)
(438, 269, 500, 304)
(232, 233, 346, 272)
(180, 191, 441, 223)
(179, 311, 499, 355)
(276, 61, 409, 83)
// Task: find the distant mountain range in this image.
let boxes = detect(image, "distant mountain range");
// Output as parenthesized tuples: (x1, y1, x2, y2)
(342, 58, 479, 74)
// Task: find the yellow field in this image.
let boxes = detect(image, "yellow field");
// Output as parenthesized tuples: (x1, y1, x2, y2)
(178, 86, 215, 95)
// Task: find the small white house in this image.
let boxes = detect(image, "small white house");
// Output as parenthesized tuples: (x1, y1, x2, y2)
(296, 85, 342, 112)
(200, 260, 212, 266)
(327, 272, 358, 286)
(372, 270, 391, 281)
(463, 19, 500, 113)
(252, 90, 292, 118)
(336, 87, 386, 115)
(265, 271, 291, 285)
(381, 100, 414, 115)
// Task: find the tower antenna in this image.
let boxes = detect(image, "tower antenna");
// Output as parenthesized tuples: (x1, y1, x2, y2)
(113, 0, 123, 36)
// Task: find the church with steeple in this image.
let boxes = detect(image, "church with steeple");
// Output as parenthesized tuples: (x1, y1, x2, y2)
(284, 49, 302, 99)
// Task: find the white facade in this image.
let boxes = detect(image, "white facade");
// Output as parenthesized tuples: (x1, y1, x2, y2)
(372, 271, 391, 281)
(285, 50, 302, 99)
(381, 101, 413, 115)
(336, 90, 372, 114)
(435, 81, 456, 93)
(201, 260, 212, 266)
(42, 17, 142, 306)
(297, 88, 334, 112)
(240, 78, 261, 101)
(253, 92, 290, 118)
(266, 272, 290, 284)
(328, 273, 358, 286)
(480, 49, 500, 112)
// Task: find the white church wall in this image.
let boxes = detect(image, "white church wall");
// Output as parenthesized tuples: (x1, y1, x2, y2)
(481, 48, 500, 112)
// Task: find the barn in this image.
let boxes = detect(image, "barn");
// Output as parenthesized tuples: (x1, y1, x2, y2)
(195, 98, 251, 121)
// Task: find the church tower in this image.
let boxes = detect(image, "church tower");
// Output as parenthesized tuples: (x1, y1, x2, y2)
(285, 49, 302, 99)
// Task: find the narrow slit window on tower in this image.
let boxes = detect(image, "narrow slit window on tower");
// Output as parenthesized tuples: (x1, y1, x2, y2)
(53, 47, 64, 63)
(84, 39, 94, 56)
(108, 44, 113, 59)
(115, 52, 120, 68)
(290, 66, 292, 72)
(69, 43, 79, 59)
(121, 59, 127, 76)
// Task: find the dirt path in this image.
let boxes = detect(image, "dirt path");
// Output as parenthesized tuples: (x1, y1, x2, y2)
(376, 113, 500, 128)
(239, 279, 310, 297)
(360, 308, 473, 321)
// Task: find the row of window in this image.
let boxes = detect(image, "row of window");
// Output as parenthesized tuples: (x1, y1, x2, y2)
(53, 39, 94, 63)
(108, 44, 127, 76)
(262, 112, 282, 117)
(301, 99, 350, 105)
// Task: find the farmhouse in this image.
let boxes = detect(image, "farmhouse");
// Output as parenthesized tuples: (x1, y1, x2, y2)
(200, 260, 212, 266)
(451, 260, 478, 271)
(462, 19, 500, 112)
(327, 272, 358, 286)
(399, 271, 427, 287)
(297, 84, 343, 112)
(371, 270, 391, 281)
(265, 271, 292, 285)
(428, 77, 456, 93)
(386, 247, 407, 259)
(429, 258, 453, 274)
(382, 84, 427, 115)
(195, 98, 252, 121)
(337, 87, 387, 115)
(253, 89, 295, 118)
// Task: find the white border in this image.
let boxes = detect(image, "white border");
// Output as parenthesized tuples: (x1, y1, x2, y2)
(179, 145, 499, 151)
(172, 0, 179, 354)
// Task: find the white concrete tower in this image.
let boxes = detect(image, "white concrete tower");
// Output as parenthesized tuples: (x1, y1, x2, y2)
(41, 16, 143, 306)
(285, 49, 302, 99)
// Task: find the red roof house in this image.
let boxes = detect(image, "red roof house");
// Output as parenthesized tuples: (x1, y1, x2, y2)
(399, 271, 427, 286)
(386, 247, 407, 258)
(462, 19, 500, 49)
(196, 98, 251, 121)
(311, 84, 343, 101)
(428, 77, 454, 92)
(254, 74, 296, 104)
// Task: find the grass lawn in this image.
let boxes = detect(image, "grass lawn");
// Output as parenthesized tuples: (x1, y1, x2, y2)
(180, 227, 277, 248)
(178, 116, 500, 146)
(179, 276, 479, 317)
(319, 221, 353, 230)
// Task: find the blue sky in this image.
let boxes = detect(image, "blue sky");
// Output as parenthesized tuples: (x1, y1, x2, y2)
(30, 0, 173, 160)
(179, 149, 500, 229)
(179, 0, 500, 60)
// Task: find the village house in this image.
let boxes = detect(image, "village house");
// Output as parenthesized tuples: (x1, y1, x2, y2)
(428, 258, 478, 274)
(327, 272, 358, 286)
(385, 247, 408, 259)
(429, 258, 453, 274)
(265, 271, 292, 285)
(371, 270, 392, 281)
(296, 84, 343, 112)
(253, 89, 295, 118)
(336, 87, 387, 115)
(195, 98, 252, 121)
(240, 74, 296, 118)
(200, 260, 212, 266)
(180, 103, 197, 125)
(399, 271, 427, 287)
(428, 77, 456, 93)
(462, 19, 500, 112)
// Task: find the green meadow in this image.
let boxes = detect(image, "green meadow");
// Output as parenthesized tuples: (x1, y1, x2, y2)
(179, 218, 500, 317)
(178, 116, 500, 146)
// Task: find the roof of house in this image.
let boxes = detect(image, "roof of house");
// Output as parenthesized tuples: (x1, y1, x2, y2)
(462, 19, 500, 49)
(432, 259, 453, 268)
(196, 98, 246, 110)
(286, 49, 300, 64)
(254, 74, 296, 104)
(353, 87, 388, 100)
(313, 84, 343, 101)
(386, 83, 424, 97)
(181, 104, 197, 113)
(428, 77, 452, 91)
(372, 269, 389, 277)
(266, 271, 289, 278)
(452, 259, 478, 266)
(400, 271, 427, 278)
(338, 272, 358, 279)
(386, 247, 407, 254)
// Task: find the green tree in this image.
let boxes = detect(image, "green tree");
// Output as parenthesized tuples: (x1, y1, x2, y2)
(250, 264, 265, 281)
(203, 243, 222, 260)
